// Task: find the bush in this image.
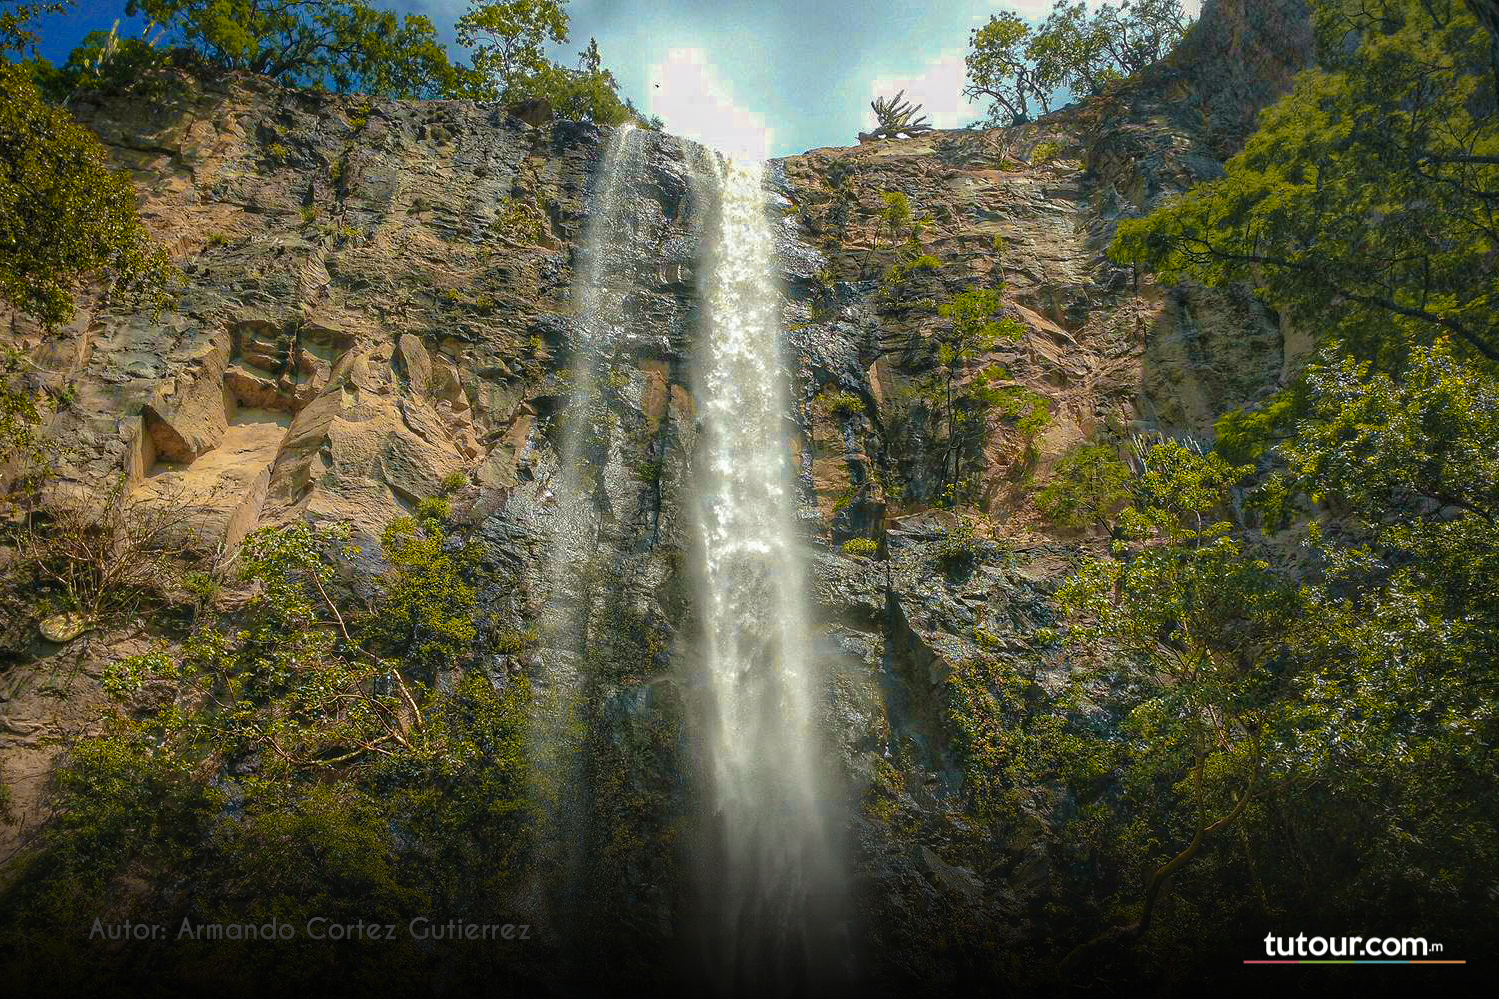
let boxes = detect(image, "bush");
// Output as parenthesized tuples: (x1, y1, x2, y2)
(825, 391, 864, 418)
(936, 520, 981, 573)
(498, 196, 549, 243)
(996, 385, 1050, 438)
(0, 61, 172, 329)
(1030, 140, 1064, 163)
(841, 538, 879, 558)
(1035, 442, 1132, 530)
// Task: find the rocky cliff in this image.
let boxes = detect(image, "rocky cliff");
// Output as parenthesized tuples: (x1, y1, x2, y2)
(0, 0, 1315, 989)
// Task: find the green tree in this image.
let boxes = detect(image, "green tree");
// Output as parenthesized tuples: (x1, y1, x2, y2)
(126, 0, 468, 97)
(0, 60, 173, 330)
(456, 1, 648, 125)
(965, 1, 1192, 126)
(365, 497, 479, 682)
(456, 0, 569, 93)
(1035, 441, 1133, 529)
(964, 10, 1041, 126)
(1112, 0, 1498, 364)
(923, 289, 1026, 504)
(0, 1, 67, 55)
(1056, 438, 1304, 967)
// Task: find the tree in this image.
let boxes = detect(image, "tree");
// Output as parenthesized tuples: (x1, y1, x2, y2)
(922, 289, 1027, 503)
(0, 60, 173, 330)
(0, 1, 67, 55)
(1467, 0, 1499, 100)
(1285, 341, 1499, 671)
(456, 0, 568, 94)
(965, 10, 1041, 126)
(1028, 2, 1115, 100)
(965, 1, 1193, 127)
(126, 0, 468, 97)
(1056, 438, 1304, 969)
(1112, 0, 1498, 364)
(457, 2, 650, 125)
(1035, 441, 1133, 529)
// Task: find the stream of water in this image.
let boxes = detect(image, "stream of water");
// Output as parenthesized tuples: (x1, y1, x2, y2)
(691, 152, 847, 993)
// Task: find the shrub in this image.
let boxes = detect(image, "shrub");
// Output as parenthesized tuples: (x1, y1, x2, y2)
(826, 391, 864, 418)
(841, 538, 879, 558)
(996, 385, 1050, 438)
(498, 196, 549, 243)
(1034, 442, 1132, 530)
(936, 519, 981, 573)
(1031, 139, 1064, 163)
(0, 61, 172, 329)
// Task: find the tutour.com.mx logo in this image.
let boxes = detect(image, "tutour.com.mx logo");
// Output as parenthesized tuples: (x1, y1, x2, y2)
(1247, 932, 1466, 964)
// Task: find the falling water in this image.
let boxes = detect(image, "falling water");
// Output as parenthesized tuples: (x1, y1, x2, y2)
(691, 153, 847, 993)
(528, 122, 652, 940)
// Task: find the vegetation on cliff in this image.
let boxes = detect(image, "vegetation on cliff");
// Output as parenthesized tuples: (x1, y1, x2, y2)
(965, 0, 1194, 126)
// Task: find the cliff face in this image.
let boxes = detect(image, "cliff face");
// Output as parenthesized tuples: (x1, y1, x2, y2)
(0, 0, 1315, 983)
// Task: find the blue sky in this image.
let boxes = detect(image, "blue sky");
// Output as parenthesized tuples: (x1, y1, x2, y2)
(29, 1, 1199, 158)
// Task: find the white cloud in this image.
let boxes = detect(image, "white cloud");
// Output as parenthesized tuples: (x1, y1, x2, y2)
(644, 47, 774, 161)
(866, 49, 975, 133)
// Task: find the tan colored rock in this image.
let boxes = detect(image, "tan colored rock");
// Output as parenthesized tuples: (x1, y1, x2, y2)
(142, 344, 231, 463)
(396, 334, 432, 397)
(38, 612, 90, 644)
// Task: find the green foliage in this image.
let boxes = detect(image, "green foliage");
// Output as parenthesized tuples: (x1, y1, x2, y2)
(1030, 139, 1064, 163)
(912, 288, 1028, 504)
(497, 195, 550, 243)
(877, 190, 912, 245)
(455, 0, 568, 90)
(878, 249, 942, 310)
(841, 537, 879, 557)
(33, 21, 177, 102)
(1211, 389, 1302, 465)
(825, 390, 864, 418)
(1287, 341, 1499, 674)
(994, 384, 1050, 439)
(1035, 442, 1131, 529)
(944, 653, 1107, 830)
(1, 507, 535, 981)
(1055, 438, 1304, 949)
(128, 0, 467, 97)
(1112, 0, 1499, 365)
(965, 1, 1193, 126)
(0, 2, 68, 57)
(368, 499, 479, 679)
(0, 722, 219, 939)
(0, 61, 173, 329)
(457, 3, 651, 125)
(964, 10, 1040, 127)
(935, 518, 983, 573)
(0, 348, 46, 505)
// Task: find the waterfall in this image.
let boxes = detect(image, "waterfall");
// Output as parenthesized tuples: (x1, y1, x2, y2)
(528, 122, 651, 938)
(691, 153, 847, 993)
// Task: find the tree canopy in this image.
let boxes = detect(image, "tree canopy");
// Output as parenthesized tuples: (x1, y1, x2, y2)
(110, 0, 654, 123)
(1039, 1, 1499, 976)
(1112, 0, 1499, 365)
(0, 59, 172, 328)
(965, 0, 1193, 126)
(125, 0, 467, 97)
